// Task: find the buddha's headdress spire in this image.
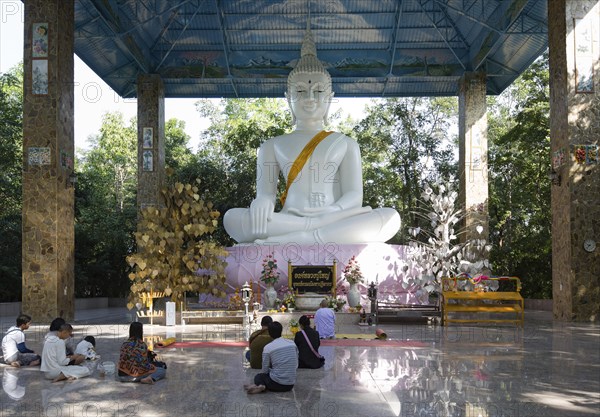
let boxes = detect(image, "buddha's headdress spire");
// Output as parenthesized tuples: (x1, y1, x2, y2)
(287, 17, 332, 90)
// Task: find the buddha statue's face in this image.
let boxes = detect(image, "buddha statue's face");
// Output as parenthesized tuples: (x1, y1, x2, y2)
(287, 71, 333, 125)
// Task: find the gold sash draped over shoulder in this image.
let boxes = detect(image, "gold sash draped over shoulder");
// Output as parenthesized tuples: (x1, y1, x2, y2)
(279, 130, 334, 206)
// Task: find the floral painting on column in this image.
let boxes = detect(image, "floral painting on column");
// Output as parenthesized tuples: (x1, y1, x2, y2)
(32, 23, 48, 58)
(32, 60, 48, 95)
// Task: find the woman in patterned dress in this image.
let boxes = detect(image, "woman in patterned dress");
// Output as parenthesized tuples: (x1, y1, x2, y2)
(117, 322, 166, 384)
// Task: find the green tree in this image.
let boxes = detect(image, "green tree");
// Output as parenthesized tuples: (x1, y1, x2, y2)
(353, 97, 458, 243)
(0, 65, 23, 301)
(488, 53, 551, 298)
(165, 118, 194, 171)
(75, 112, 138, 297)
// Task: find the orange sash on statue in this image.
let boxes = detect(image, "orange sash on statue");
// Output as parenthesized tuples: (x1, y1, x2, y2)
(279, 130, 334, 206)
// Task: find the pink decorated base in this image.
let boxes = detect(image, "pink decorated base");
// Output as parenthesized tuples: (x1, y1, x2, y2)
(221, 242, 427, 307)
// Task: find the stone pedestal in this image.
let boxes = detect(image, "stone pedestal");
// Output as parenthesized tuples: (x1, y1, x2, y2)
(22, 0, 75, 321)
(548, 0, 600, 321)
(458, 72, 489, 242)
(295, 293, 326, 311)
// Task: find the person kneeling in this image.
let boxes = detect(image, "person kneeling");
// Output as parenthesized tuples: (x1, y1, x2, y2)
(244, 322, 298, 394)
(294, 316, 324, 369)
(118, 322, 166, 384)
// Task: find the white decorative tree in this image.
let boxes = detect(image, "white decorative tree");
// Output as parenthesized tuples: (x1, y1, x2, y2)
(405, 182, 493, 301)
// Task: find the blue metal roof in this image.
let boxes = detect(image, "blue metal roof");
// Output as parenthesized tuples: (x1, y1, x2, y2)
(73, 0, 548, 99)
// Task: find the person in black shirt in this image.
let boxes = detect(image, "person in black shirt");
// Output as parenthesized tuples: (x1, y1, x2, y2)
(294, 315, 324, 369)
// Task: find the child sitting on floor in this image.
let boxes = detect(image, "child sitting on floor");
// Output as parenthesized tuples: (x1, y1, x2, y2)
(75, 336, 100, 360)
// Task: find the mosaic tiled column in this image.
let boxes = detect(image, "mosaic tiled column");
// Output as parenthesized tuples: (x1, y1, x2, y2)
(137, 74, 165, 211)
(22, 0, 75, 321)
(458, 72, 489, 242)
(548, 0, 600, 321)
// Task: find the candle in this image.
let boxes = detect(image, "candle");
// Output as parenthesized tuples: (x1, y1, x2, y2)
(257, 282, 261, 304)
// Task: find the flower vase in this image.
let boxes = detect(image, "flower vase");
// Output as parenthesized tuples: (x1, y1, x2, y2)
(263, 285, 277, 309)
(347, 283, 361, 309)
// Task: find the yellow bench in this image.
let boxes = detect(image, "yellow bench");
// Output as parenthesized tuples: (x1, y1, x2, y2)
(441, 276, 524, 326)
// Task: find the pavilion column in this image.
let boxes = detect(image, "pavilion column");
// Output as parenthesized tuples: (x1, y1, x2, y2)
(458, 72, 489, 242)
(548, 0, 600, 321)
(137, 74, 165, 211)
(22, 0, 75, 321)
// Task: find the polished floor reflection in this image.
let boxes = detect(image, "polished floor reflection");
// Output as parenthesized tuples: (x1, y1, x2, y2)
(1, 310, 599, 417)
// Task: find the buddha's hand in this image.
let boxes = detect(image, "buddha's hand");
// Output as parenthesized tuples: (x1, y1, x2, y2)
(250, 197, 274, 237)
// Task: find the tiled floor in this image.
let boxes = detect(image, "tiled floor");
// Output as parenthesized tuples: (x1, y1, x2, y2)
(1, 309, 599, 417)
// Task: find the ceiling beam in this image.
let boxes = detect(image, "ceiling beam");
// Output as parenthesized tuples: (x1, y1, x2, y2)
(118, 0, 193, 37)
(214, 0, 238, 98)
(87, 0, 153, 73)
(154, 1, 206, 71)
(387, 0, 404, 76)
(418, 0, 467, 70)
(432, 0, 502, 34)
(470, 0, 531, 71)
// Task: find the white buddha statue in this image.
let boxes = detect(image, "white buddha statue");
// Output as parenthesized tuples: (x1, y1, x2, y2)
(224, 31, 400, 244)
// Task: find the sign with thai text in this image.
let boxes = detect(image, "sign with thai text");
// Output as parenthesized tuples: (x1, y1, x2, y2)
(288, 262, 337, 295)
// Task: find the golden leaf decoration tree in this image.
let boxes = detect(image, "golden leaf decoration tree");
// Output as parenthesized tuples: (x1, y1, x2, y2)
(126, 178, 228, 310)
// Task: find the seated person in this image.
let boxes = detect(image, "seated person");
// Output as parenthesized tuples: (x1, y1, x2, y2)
(224, 30, 400, 245)
(244, 322, 298, 394)
(294, 315, 324, 369)
(247, 316, 273, 369)
(40, 323, 89, 382)
(118, 322, 166, 384)
(75, 336, 99, 360)
(1, 314, 41, 367)
(45, 317, 76, 356)
(314, 299, 336, 339)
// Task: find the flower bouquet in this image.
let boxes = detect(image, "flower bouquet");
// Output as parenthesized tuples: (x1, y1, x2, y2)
(289, 318, 299, 335)
(280, 287, 296, 309)
(343, 256, 364, 285)
(326, 296, 346, 312)
(260, 253, 280, 286)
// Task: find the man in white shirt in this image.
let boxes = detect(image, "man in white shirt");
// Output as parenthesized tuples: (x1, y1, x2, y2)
(244, 322, 298, 394)
(1, 314, 40, 367)
(314, 300, 336, 339)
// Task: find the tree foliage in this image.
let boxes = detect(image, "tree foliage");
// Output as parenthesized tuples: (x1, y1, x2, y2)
(487, 53, 551, 298)
(74, 112, 138, 297)
(353, 97, 458, 243)
(0, 66, 23, 301)
(165, 118, 194, 171)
